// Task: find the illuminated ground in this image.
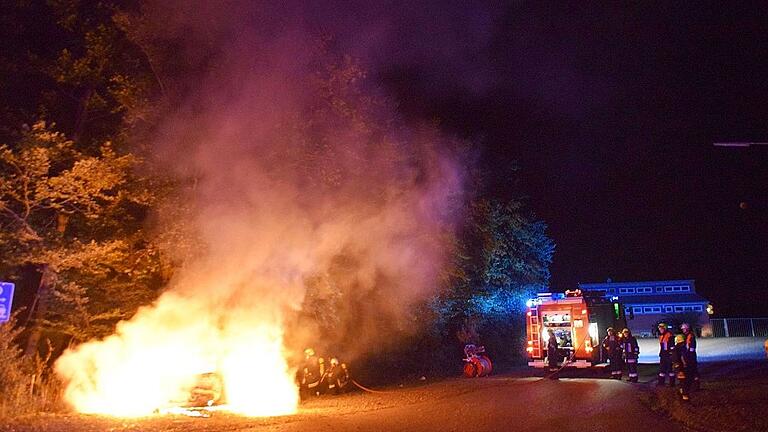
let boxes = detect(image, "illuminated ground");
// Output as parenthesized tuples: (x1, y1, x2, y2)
(4, 371, 684, 432)
(6, 356, 768, 432)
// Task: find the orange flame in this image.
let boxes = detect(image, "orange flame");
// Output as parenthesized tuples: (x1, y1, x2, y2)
(55, 293, 298, 417)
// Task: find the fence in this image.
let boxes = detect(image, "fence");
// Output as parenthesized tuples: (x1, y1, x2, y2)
(710, 318, 768, 337)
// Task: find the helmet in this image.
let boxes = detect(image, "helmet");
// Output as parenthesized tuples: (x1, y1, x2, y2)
(658, 323, 667, 330)
(622, 328, 631, 335)
(304, 348, 315, 357)
(606, 327, 614, 334)
(681, 323, 690, 332)
(330, 357, 339, 366)
(675, 334, 685, 344)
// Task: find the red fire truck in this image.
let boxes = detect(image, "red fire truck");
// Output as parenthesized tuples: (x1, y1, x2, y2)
(525, 289, 627, 368)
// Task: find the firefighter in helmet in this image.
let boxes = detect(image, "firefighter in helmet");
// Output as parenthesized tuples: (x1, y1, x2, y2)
(671, 334, 692, 401)
(325, 357, 350, 394)
(680, 323, 700, 390)
(298, 348, 325, 399)
(602, 327, 623, 379)
(657, 323, 675, 386)
(546, 329, 559, 379)
(621, 328, 640, 382)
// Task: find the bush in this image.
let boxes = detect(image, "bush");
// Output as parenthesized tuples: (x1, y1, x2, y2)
(0, 316, 63, 419)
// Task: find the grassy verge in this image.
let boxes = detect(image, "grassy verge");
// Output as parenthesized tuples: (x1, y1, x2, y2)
(640, 361, 768, 432)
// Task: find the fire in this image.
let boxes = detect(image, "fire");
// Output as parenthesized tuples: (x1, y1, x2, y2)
(55, 293, 299, 417)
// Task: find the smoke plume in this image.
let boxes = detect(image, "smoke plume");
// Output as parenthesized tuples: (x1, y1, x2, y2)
(55, 0, 468, 415)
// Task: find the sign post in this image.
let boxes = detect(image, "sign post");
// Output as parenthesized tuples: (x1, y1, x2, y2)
(0, 282, 15, 323)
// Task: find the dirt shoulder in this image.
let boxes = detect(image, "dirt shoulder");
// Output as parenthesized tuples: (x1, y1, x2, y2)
(640, 361, 768, 432)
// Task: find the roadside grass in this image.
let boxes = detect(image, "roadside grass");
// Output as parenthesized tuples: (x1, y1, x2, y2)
(640, 361, 768, 432)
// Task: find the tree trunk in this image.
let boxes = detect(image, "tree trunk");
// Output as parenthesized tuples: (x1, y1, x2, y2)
(71, 86, 93, 142)
(24, 265, 57, 357)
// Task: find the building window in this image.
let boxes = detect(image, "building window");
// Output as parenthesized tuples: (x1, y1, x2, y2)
(620, 288, 636, 294)
(633, 307, 643, 314)
(656, 287, 663, 292)
(674, 306, 685, 312)
(664, 285, 690, 293)
(608, 288, 616, 294)
(694, 305, 703, 312)
(665, 306, 673, 312)
(643, 306, 661, 313)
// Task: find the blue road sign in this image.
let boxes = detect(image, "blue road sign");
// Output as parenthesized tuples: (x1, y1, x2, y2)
(0, 282, 15, 323)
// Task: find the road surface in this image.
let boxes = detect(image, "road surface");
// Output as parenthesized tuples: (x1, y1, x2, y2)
(4, 373, 684, 432)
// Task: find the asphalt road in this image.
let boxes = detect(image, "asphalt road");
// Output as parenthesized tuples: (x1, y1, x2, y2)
(4, 373, 684, 432)
(282, 377, 683, 432)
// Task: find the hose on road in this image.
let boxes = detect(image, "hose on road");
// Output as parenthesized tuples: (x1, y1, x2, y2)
(351, 379, 395, 394)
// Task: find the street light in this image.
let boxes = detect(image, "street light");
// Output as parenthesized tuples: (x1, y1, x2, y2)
(713, 142, 768, 147)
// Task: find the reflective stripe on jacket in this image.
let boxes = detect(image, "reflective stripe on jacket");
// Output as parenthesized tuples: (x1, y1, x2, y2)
(659, 332, 673, 356)
(685, 332, 697, 353)
(622, 336, 640, 360)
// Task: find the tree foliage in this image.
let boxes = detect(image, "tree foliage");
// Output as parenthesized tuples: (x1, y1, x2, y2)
(426, 197, 555, 368)
(0, 0, 156, 144)
(0, 0, 165, 354)
(0, 121, 164, 346)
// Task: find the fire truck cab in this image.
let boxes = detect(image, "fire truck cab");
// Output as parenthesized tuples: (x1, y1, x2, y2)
(526, 289, 626, 368)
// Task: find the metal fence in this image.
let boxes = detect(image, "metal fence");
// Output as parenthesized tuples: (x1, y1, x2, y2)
(710, 318, 768, 337)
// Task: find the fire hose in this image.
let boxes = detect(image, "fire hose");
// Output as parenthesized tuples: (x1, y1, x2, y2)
(351, 379, 395, 394)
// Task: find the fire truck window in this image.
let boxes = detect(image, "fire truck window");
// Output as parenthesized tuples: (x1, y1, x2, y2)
(542, 311, 571, 326)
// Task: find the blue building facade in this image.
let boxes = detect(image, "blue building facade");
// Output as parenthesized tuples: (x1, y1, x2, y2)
(578, 280, 712, 337)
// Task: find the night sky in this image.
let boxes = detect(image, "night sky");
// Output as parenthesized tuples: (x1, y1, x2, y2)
(6, 2, 766, 318)
(378, 3, 768, 317)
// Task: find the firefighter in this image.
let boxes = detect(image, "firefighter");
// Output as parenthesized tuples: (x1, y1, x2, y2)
(657, 323, 675, 386)
(672, 334, 692, 401)
(680, 323, 700, 390)
(621, 328, 640, 382)
(546, 329, 559, 379)
(325, 357, 350, 394)
(602, 327, 623, 379)
(298, 348, 325, 399)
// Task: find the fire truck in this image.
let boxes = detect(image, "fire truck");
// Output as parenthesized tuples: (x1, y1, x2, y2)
(525, 289, 627, 368)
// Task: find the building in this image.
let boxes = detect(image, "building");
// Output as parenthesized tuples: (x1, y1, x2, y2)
(578, 280, 712, 337)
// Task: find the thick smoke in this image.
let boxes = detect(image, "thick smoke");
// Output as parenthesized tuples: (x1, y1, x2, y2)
(149, 3, 468, 355)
